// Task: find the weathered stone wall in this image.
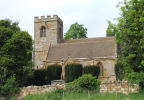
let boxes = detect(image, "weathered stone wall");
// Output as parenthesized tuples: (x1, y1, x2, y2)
(100, 81, 139, 94)
(17, 84, 66, 99)
(3, 81, 138, 99)
(33, 15, 63, 69)
(0, 81, 139, 99)
(45, 57, 116, 82)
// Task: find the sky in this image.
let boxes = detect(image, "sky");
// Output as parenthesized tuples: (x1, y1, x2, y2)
(0, 0, 123, 39)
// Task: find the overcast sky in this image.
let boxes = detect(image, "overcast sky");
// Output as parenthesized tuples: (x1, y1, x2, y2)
(0, 0, 122, 39)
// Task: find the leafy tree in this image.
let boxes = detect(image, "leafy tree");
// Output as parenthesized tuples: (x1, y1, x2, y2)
(106, 0, 144, 87)
(106, 21, 117, 37)
(64, 22, 87, 40)
(0, 19, 34, 96)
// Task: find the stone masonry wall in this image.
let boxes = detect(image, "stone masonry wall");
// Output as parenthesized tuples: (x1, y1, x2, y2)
(17, 84, 66, 99)
(0, 81, 139, 99)
(100, 81, 139, 95)
(33, 15, 63, 69)
(45, 58, 116, 81)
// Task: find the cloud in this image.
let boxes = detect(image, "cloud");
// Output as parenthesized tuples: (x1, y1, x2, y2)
(19, 0, 89, 8)
(0, 0, 122, 39)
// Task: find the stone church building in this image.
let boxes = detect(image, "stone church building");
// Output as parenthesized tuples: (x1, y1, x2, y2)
(33, 14, 117, 82)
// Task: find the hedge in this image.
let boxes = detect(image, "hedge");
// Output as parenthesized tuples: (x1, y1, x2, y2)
(33, 69, 47, 86)
(46, 64, 62, 85)
(83, 65, 100, 78)
(65, 63, 82, 83)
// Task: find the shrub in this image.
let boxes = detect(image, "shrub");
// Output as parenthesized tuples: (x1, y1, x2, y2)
(46, 64, 62, 84)
(33, 69, 47, 86)
(54, 89, 64, 94)
(66, 74, 101, 93)
(83, 65, 100, 78)
(115, 62, 125, 81)
(1, 75, 19, 96)
(65, 63, 82, 83)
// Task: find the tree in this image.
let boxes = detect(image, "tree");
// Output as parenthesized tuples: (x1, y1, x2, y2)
(106, 0, 144, 87)
(106, 21, 117, 37)
(0, 19, 34, 96)
(64, 22, 87, 40)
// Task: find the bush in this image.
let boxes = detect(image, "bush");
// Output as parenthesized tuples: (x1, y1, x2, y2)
(54, 89, 64, 94)
(115, 62, 125, 81)
(66, 74, 101, 93)
(1, 75, 19, 96)
(65, 63, 82, 83)
(46, 64, 62, 84)
(33, 69, 47, 86)
(83, 65, 100, 78)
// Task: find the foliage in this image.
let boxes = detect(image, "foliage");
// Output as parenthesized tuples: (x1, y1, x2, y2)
(83, 65, 100, 78)
(54, 89, 64, 94)
(65, 63, 82, 83)
(106, 0, 144, 86)
(0, 18, 33, 96)
(64, 22, 87, 40)
(32, 69, 47, 86)
(66, 74, 101, 93)
(75, 74, 101, 90)
(1, 75, 19, 96)
(115, 62, 125, 81)
(106, 20, 117, 37)
(46, 64, 62, 84)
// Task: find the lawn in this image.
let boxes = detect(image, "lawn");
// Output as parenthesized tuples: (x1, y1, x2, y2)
(18, 91, 144, 100)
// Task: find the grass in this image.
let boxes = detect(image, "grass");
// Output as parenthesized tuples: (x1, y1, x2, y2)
(3, 88, 144, 100)
(5, 91, 144, 100)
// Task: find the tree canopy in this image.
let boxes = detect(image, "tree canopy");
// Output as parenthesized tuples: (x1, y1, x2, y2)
(64, 22, 87, 40)
(106, 0, 144, 85)
(0, 19, 33, 96)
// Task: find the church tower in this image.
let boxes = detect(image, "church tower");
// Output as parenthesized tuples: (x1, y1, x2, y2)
(33, 15, 63, 69)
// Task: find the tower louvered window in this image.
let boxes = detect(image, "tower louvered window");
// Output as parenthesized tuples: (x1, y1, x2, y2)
(40, 26, 46, 37)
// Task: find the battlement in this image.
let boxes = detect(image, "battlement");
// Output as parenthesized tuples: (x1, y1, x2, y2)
(34, 14, 63, 25)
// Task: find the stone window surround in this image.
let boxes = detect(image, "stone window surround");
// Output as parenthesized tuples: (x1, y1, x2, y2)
(40, 26, 46, 37)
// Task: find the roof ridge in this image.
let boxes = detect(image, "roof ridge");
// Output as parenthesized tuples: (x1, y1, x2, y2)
(51, 40, 115, 46)
(65, 36, 115, 41)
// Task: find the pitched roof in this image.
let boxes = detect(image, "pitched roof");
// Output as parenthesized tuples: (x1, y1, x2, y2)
(46, 36, 116, 61)
(60, 36, 115, 43)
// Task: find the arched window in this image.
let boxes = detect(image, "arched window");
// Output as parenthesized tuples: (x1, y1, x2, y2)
(97, 62, 104, 77)
(40, 26, 46, 37)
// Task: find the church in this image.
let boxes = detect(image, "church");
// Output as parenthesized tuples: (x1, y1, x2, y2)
(32, 14, 117, 82)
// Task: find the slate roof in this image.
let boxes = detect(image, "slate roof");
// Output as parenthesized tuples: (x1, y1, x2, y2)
(46, 36, 116, 61)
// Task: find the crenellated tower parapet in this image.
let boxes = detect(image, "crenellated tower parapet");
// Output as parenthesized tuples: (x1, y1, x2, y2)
(34, 14, 63, 26)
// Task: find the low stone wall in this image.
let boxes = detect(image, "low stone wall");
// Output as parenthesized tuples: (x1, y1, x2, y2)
(17, 84, 66, 99)
(100, 81, 139, 94)
(0, 81, 139, 99)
